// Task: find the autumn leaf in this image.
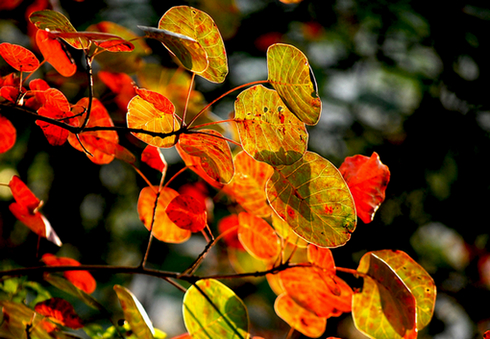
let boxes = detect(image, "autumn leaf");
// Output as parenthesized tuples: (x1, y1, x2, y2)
(94, 39, 134, 52)
(0, 114, 16, 153)
(339, 152, 390, 224)
(266, 151, 356, 248)
(141, 145, 167, 173)
(41, 253, 96, 294)
(0, 42, 40, 72)
(98, 71, 136, 110)
(267, 43, 321, 125)
(234, 85, 308, 166)
(36, 29, 76, 77)
(34, 297, 84, 329)
(166, 194, 207, 232)
(307, 244, 336, 271)
(271, 212, 308, 248)
(0, 300, 57, 338)
(237, 212, 280, 260)
(217, 214, 244, 250)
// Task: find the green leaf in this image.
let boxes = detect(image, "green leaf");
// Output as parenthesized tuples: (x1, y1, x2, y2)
(234, 85, 308, 166)
(158, 6, 228, 83)
(266, 151, 356, 248)
(183, 279, 249, 339)
(114, 285, 155, 339)
(0, 300, 53, 339)
(29, 10, 89, 49)
(267, 43, 321, 125)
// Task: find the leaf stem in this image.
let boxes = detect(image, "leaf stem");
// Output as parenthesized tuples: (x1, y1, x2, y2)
(335, 266, 366, 278)
(80, 53, 94, 131)
(140, 191, 160, 268)
(188, 118, 235, 131)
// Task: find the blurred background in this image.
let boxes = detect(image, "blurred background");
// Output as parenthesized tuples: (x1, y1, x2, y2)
(1, 0, 490, 338)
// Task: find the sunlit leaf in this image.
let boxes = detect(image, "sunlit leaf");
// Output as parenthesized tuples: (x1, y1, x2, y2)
(179, 130, 234, 184)
(307, 244, 335, 271)
(0, 86, 20, 103)
(41, 253, 96, 294)
(227, 245, 270, 277)
(274, 293, 326, 338)
(36, 105, 75, 146)
(267, 43, 321, 125)
(135, 87, 175, 114)
(339, 152, 390, 224)
(222, 151, 274, 217)
(234, 85, 308, 166)
(171, 333, 192, 339)
(183, 279, 249, 339)
(43, 274, 103, 310)
(137, 186, 191, 243)
(0, 300, 55, 338)
(352, 250, 436, 338)
(166, 194, 207, 232)
(127, 94, 180, 148)
(34, 297, 84, 329)
(114, 285, 155, 339)
(36, 30, 76, 77)
(158, 6, 228, 83)
(0, 42, 40, 72)
(98, 71, 136, 110)
(9, 175, 39, 213)
(30, 10, 89, 49)
(237, 212, 280, 260)
(266, 151, 356, 248)
(279, 266, 353, 317)
(94, 39, 134, 52)
(141, 145, 167, 173)
(217, 214, 244, 250)
(271, 212, 308, 248)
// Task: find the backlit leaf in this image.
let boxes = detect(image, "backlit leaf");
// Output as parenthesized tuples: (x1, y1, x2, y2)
(43, 274, 103, 310)
(339, 152, 390, 224)
(36, 30, 76, 77)
(0, 86, 20, 103)
(9, 175, 39, 213)
(0, 115, 16, 153)
(267, 43, 321, 125)
(141, 145, 167, 173)
(34, 297, 84, 329)
(114, 285, 155, 339)
(94, 39, 134, 52)
(178, 130, 234, 184)
(217, 214, 244, 250)
(271, 211, 308, 248)
(183, 279, 249, 339)
(137, 186, 191, 243)
(166, 194, 207, 232)
(0, 42, 40, 72)
(127, 94, 180, 148)
(30, 10, 89, 49)
(41, 253, 96, 294)
(274, 293, 327, 338)
(266, 152, 356, 248)
(234, 85, 307, 166)
(98, 71, 136, 110)
(0, 300, 55, 338)
(222, 151, 274, 217)
(237, 212, 280, 260)
(158, 6, 228, 83)
(279, 266, 353, 317)
(307, 244, 335, 271)
(36, 105, 75, 146)
(135, 87, 175, 114)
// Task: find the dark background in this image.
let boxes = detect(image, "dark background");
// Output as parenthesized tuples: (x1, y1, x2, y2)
(2, 0, 490, 338)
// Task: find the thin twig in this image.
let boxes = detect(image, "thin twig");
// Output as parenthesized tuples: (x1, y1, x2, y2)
(140, 190, 160, 268)
(181, 72, 195, 128)
(80, 54, 94, 130)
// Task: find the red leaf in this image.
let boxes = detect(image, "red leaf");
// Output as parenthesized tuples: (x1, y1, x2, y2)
(166, 194, 207, 232)
(141, 145, 166, 172)
(36, 30, 76, 77)
(339, 152, 390, 223)
(0, 115, 16, 153)
(0, 42, 40, 72)
(41, 253, 96, 293)
(36, 105, 74, 146)
(9, 175, 41, 212)
(217, 214, 244, 250)
(134, 87, 175, 114)
(34, 297, 84, 329)
(94, 39, 135, 52)
(98, 71, 136, 110)
(0, 86, 20, 103)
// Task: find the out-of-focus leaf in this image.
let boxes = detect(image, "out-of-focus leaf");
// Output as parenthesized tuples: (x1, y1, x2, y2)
(0, 300, 55, 338)
(217, 214, 244, 250)
(0, 86, 20, 103)
(307, 244, 335, 271)
(279, 266, 353, 317)
(178, 130, 234, 184)
(266, 151, 356, 248)
(43, 274, 104, 310)
(267, 43, 321, 125)
(97, 71, 136, 110)
(9, 175, 40, 212)
(158, 6, 228, 83)
(114, 285, 155, 339)
(183, 279, 249, 339)
(197, 0, 241, 40)
(34, 297, 84, 329)
(127, 94, 180, 148)
(234, 85, 307, 166)
(36, 30, 76, 77)
(41, 253, 96, 294)
(339, 152, 390, 224)
(94, 39, 134, 52)
(171, 334, 192, 339)
(222, 151, 273, 217)
(165, 194, 207, 232)
(237, 212, 280, 260)
(0, 42, 40, 72)
(271, 212, 308, 248)
(274, 293, 326, 338)
(352, 250, 436, 338)
(227, 245, 270, 276)
(141, 145, 167, 173)
(137, 186, 191, 243)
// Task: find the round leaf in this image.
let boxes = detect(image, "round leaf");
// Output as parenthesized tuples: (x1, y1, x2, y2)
(0, 42, 40, 72)
(237, 212, 280, 260)
(267, 43, 321, 125)
(0, 115, 16, 153)
(36, 30, 76, 77)
(234, 85, 308, 166)
(266, 151, 356, 248)
(183, 279, 249, 339)
(166, 194, 207, 232)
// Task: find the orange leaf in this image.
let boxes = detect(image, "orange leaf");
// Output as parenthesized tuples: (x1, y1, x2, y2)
(141, 145, 166, 172)
(36, 105, 74, 146)
(0, 86, 21, 103)
(36, 29, 76, 77)
(307, 244, 335, 272)
(339, 152, 390, 223)
(94, 39, 134, 52)
(166, 194, 207, 232)
(98, 71, 136, 110)
(34, 297, 84, 329)
(237, 212, 280, 260)
(171, 334, 192, 339)
(217, 214, 244, 250)
(137, 186, 191, 243)
(135, 87, 175, 114)
(41, 253, 96, 293)
(9, 175, 41, 213)
(0, 42, 40, 72)
(176, 142, 223, 189)
(0, 115, 16, 153)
